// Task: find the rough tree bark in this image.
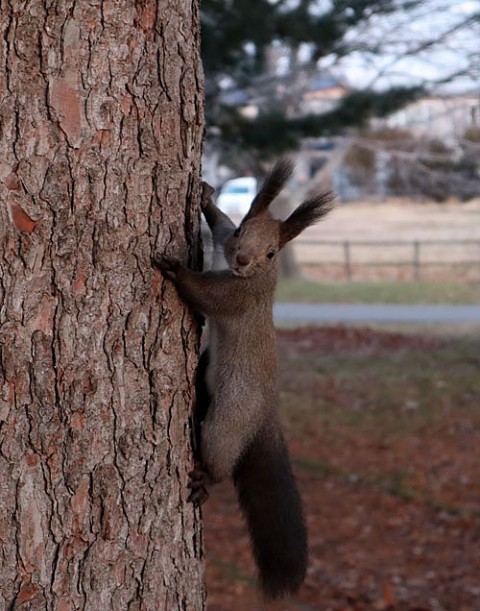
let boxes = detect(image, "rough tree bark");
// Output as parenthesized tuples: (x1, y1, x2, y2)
(0, 2, 205, 609)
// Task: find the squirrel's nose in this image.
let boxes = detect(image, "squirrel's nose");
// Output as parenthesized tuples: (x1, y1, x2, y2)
(236, 253, 250, 267)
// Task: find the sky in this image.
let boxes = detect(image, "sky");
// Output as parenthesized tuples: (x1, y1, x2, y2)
(326, 0, 479, 93)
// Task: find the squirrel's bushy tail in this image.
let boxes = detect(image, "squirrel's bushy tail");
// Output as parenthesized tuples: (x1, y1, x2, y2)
(233, 421, 308, 599)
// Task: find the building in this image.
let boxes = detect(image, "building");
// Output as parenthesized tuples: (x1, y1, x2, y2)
(379, 93, 480, 144)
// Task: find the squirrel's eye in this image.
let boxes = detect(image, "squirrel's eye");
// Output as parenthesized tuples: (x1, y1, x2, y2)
(233, 228, 241, 237)
(267, 251, 275, 259)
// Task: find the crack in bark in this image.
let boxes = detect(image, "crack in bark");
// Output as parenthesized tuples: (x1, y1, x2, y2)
(9, 478, 22, 611)
(2, 1, 14, 94)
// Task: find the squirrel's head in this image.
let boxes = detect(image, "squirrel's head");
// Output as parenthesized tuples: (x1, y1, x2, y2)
(223, 159, 334, 278)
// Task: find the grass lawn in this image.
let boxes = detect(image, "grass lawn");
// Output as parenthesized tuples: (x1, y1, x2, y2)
(276, 277, 479, 304)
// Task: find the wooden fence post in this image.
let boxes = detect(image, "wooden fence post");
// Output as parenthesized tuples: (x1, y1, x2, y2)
(413, 240, 420, 282)
(344, 240, 352, 280)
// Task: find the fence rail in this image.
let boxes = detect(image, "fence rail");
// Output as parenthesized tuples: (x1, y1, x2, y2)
(294, 239, 480, 281)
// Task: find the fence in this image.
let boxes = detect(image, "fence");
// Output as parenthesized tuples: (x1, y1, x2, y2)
(294, 239, 480, 282)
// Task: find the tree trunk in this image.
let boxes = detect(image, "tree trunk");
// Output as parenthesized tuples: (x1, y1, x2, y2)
(0, 2, 205, 609)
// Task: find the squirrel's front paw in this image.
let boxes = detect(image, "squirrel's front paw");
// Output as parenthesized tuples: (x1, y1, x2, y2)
(200, 181, 215, 210)
(152, 253, 180, 280)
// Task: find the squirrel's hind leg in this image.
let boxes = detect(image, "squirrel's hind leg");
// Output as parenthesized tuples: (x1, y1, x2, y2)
(187, 467, 210, 505)
(187, 348, 212, 506)
(200, 395, 262, 483)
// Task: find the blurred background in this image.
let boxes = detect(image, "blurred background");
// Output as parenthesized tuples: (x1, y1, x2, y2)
(199, 2, 480, 609)
(201, 0, 480, 288)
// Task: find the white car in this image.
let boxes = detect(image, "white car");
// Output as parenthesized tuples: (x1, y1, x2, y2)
(216, 177, 257, 216)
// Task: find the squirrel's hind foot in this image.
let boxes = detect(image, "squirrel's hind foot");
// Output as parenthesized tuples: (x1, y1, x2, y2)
(187, 468, 209, 506)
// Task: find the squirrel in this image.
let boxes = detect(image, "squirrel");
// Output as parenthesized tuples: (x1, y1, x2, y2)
(153, 159, 334, 599)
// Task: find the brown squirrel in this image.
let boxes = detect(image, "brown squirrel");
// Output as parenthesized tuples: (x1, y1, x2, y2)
(153, 159, 333, 599)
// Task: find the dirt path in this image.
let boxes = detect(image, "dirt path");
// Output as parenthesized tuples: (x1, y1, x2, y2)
(274, 303, 480, 324)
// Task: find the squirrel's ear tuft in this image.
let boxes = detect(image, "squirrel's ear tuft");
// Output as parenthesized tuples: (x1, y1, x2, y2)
(279, 192, 334, 248)
(243, 158, 294, 222)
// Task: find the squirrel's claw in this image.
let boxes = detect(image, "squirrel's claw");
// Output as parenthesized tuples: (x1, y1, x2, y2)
(187, 468, 210, 506)
(152, 253, 180, 280)
(200, 181, 215, 210)
(188, 487, 209, 506)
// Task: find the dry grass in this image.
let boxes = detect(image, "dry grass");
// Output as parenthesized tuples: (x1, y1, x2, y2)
(299, 198, 480, 242)
(291, 198, 480, 282)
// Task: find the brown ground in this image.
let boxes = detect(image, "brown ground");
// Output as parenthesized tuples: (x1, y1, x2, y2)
(203, 326, 480, 611)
